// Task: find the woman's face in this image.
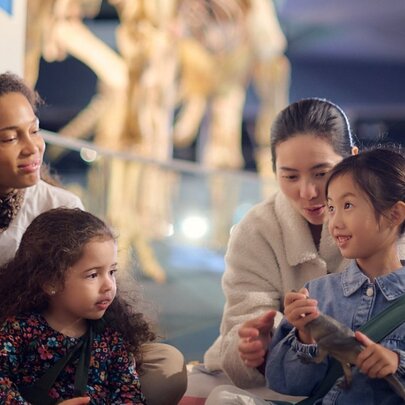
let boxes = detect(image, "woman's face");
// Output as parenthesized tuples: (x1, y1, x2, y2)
(0, 92, 44, 195)
(275, 134, 343, 225)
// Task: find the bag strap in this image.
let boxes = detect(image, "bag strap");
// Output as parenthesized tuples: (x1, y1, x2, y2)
(296, 293, 405, 405)
(20, 323, 93, 405)
(74, 323, 93, 396)
(359, 293, 405, 340)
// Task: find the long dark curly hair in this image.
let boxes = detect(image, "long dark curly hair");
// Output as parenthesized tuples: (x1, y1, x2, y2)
(0, 207, 155, 365)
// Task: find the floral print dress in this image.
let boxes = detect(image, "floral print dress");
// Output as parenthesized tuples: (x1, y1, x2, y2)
(0, 313, 146, 404)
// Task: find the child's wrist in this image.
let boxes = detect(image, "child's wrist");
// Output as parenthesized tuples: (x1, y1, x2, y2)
(297, 329, 315, 344)
(393, 350, 401, 373)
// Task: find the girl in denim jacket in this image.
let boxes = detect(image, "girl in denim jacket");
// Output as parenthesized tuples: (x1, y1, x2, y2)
(265, 147, 405, 404)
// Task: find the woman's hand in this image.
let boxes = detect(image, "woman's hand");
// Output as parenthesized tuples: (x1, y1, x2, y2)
(284, 288, 318, 344)
(59, 397, 91, 404)
(238, 310, 277, 368)
(355, 331, 399, 378)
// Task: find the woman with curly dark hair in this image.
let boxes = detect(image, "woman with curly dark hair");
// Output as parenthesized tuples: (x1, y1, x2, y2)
(0, 207, 155, 404)
(0, 71, 83, 265)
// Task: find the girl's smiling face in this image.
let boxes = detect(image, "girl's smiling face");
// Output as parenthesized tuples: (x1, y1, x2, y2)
(327, 173, 400, 274)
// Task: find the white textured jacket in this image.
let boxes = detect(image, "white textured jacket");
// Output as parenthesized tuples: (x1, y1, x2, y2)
(0, 180, 84, 266)
(204, 191, 351, 388)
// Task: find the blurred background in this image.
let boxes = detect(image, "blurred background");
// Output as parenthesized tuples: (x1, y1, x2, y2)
(3, 0, 405, 362)
(35, 0, 405, 166)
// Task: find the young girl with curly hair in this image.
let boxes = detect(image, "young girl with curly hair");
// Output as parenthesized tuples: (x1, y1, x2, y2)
(0, 207, 155, 404)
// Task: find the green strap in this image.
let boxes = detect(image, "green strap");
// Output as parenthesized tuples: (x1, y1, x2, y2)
(295, 293, 405, 405)
(359, 293, 405, 340)
(294, 360, 342, 405)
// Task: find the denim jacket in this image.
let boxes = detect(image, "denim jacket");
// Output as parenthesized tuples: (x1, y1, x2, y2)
(265, 261, 405, 405)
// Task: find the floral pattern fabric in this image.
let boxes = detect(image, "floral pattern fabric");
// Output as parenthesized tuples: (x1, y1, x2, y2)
(0, 313, 145, 404)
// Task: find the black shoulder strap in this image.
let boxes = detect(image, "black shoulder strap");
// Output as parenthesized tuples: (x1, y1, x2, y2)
(296, 293, 405, 405)
(20, 324, 93, 405)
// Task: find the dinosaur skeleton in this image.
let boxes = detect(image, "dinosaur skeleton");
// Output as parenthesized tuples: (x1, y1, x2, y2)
(24, 0, 287, 280)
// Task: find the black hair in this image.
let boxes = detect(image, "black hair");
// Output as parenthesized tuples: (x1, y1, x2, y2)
(270, 98, 355, 172)
(0, 71, 42, 112)
(0, 208, 155, 364)
(326, 146, 405, 235)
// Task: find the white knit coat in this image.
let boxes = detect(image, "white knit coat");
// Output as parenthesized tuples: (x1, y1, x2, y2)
(205, 190, 353, 387)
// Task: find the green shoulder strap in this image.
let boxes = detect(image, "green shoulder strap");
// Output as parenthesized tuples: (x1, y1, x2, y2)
(296, 293, 405, 405)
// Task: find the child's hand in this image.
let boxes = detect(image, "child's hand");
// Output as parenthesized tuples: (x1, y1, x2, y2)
(355, 331, 399, 378)
(284, 288, 319, 344)
(238, 310, 277, 368)
(59, 397, 91, 404)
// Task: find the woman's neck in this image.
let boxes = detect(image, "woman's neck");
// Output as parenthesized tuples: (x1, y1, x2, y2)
(309, 223, 322, 250)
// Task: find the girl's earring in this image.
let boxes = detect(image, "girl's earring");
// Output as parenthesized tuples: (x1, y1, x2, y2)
(50, 290, 56, 295)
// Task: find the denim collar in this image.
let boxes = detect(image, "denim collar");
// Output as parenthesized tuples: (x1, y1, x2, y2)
(342, 260, 405, 301)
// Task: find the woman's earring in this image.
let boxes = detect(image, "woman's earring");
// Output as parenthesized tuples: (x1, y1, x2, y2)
(50, 290, 56, 295)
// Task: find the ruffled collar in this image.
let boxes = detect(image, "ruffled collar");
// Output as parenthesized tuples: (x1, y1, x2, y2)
(0, 189, 25, 231)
